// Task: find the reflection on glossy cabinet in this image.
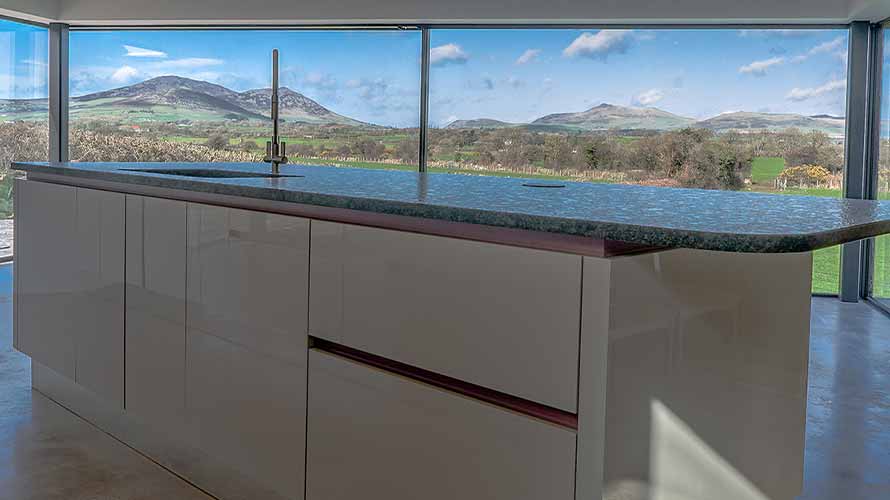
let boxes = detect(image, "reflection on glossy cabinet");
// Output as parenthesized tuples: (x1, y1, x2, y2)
(186, 202, 309, 500)
(15, 180, 125, 406)
(309, 220, 583, 412)
(306, 349, 577, 500)
(15, 179, 80, 379)
(72, 186, 126, 407)
(125, 195, 187, 423)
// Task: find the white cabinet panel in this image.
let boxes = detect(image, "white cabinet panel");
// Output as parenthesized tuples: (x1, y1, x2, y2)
(309, 220, 582, 412)
(72, 187, 125, 407)
(187, 203, 309, 363)
(14, 180, 125, 405)
(306, 349, 577, 500)
(15, 179, 79, 379)
(186, 202, 309, 500)
(125, 195, 187, 423)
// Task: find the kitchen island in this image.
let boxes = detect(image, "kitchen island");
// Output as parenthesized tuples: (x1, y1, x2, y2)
(12, 161, 890, 500)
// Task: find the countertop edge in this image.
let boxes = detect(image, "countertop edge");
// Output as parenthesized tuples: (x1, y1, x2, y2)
(13, 161, 888, 254)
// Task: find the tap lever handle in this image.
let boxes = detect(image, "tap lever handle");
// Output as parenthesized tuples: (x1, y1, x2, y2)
(266, 141, 272, 156)
(281, 142, 286, 155)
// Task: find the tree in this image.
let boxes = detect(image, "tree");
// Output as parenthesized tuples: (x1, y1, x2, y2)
(204, 134, 229, 150)
(395, 138, 420, 164)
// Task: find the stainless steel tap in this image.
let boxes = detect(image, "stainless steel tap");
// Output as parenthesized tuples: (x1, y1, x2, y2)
(263, 49, 288, 174)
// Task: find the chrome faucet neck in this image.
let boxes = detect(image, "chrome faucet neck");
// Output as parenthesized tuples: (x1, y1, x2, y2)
(263, 49, 287, 174)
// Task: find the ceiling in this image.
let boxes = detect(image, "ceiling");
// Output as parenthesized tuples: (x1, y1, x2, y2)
(2, 0, 890, 26)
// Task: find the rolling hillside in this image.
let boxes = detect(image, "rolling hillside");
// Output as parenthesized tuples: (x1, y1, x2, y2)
(695, 111, 845, 136)
(66, 75, 367, 126)
(1, 78, 847, 137)
(444, 118, 517, 129)
(446, 103, 846, 136)
(531, 103, 696, 131)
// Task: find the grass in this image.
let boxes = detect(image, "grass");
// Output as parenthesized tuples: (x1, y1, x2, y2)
(750, 157, 786, 185)
(873, 236, 890, 299)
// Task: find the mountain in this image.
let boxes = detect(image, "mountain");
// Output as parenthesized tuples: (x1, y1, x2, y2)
(444, 118, 517, 129)
(0, 98, 47, 120)
(68, 75, 366, 126)
(530, 103, 696, 131)
(693, 111, 845, 137)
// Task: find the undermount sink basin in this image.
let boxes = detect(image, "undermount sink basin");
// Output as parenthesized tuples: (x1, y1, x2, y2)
(121, 168, 303, 179)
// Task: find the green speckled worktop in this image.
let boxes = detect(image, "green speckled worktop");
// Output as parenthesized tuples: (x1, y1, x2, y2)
(14, 161, 890, 253)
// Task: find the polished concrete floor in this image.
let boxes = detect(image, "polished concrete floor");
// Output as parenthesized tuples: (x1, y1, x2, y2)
(0, 261, 888, 499)
(0, 264, 213, 500)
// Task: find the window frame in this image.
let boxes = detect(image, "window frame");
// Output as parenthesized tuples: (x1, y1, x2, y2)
(36, 21, 885, 300)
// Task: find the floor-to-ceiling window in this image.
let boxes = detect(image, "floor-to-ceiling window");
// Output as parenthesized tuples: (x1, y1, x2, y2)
(872, 26, 890, 306)
(68, 29, 421, 169)
(0, 19, 48, 260)
(426, 28, 849, 293)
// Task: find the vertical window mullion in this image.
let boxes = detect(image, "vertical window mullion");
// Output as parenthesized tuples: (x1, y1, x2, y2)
(48, 23, 69, 163)
(419, 27, 430, 172)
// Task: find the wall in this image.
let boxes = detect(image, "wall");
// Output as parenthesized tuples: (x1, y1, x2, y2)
(0, 0, 58, 23)
(1, 0, 889, 25)
(51, 0, 886, 25)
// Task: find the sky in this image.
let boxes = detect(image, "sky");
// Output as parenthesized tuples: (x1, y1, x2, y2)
(0, 21, 854, 128)
(0, 20, 49, 102)
(429, 29, 850, 126)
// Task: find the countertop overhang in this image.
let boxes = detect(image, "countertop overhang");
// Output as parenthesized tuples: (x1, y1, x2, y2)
(13, 161, 890, 254)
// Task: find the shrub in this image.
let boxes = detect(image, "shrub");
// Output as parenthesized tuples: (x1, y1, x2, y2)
(775, 164, 832, 190)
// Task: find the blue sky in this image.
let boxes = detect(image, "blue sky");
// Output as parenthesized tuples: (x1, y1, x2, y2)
(1, 22, 852, 128)
(0, 20, 49, 101)
(429, 29, 849, 126)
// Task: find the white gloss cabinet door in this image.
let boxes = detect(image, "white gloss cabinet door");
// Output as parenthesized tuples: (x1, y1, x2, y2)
(125, 195, 187, 424)
(14, 180, 125, 406)
(71, 186, 126, 407)
(306, 349, 578, 500)
(309, 221, 583, 412)
(15, 179, 80, 379)
(186, 203, 309, 500)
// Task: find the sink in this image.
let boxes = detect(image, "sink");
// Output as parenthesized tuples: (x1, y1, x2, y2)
(121, 168, 303, 179)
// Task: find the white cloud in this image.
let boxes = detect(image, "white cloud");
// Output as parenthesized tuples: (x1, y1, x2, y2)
(633, 88, 664, 106)
(430, 44, 469, 66)
(738, 30, 813, 38)
(123, 45, 167, 58)
(110, 65, 139, 83)
(515, 49, 542, 65)
(21, 59, 48, 67)
(738, 57, 785, 76)
(303, 71, 337, 90)
(563, 30, 633, 60)
(786, 79, 846, 101)
(809, 37, 845, 56)
(791, 36, 846, 63)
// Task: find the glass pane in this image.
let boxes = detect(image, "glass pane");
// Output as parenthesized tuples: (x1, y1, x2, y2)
(0, 19, 49, 260)
(428, 28, 848, 293)
(69, 30, 421, 169)
(873, 29, 890, 304)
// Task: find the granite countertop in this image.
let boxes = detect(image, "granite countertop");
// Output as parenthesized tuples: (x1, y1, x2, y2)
(14, 161, 890, 253)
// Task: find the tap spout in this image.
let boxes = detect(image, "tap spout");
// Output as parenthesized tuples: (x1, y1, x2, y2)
(263, 48, 288, 174)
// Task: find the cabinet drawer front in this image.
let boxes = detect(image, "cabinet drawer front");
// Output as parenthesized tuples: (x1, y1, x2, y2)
(309, 221, 582, 412)
(306, 349, 577, 500)
(187, 203, 310, 364)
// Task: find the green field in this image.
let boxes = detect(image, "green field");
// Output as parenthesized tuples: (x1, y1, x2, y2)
(750, 157, 787, 185)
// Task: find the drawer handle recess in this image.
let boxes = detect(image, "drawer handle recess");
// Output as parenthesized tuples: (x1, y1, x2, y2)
(311, 337, 578, 430)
